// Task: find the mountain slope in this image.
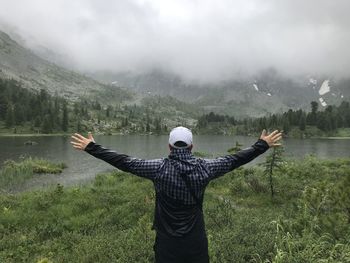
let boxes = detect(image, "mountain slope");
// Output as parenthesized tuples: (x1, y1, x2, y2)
(1, 29, 347, 119)
(0, 31, 132, 103)
(90, 69, 349, 118)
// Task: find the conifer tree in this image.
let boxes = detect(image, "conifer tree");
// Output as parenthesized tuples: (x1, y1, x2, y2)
(76, 119, 82, 133)
(261, 146, 284, 198)
(41, 114, 53, 133)
(154, 117, 161, 134)
(62, 102, 69, 132)
(308, 101, 318, 125)
(299, 113, 306, 131)
(5, 103, 14, 127)
(282, 118, 290, 134)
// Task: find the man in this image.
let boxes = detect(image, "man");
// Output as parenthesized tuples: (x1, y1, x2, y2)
(71, 127, 282, 263)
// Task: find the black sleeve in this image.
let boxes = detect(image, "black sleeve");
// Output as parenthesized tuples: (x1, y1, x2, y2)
(204, 139, 269, 180)
(84, 141, 162, 180)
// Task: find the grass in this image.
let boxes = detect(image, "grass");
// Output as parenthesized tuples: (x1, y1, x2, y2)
(332, 127, 350, 138)
(0, 157, 67, 190)
(0, 157, 349, 262)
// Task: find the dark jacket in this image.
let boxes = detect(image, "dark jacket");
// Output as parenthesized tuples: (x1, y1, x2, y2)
(84, 139, 269, 238)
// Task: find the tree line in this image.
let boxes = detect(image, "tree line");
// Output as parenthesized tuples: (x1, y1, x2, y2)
(197, 112, 236, 129)
(2, 77, 348, 136)
(0, 78, 69, 133)
(243, 101, 350, 135)
(0, 78, 167, 134)
(197, 101, 350, 136)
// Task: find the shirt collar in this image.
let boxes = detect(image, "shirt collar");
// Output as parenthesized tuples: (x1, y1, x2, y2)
(168, 148, 194, 160)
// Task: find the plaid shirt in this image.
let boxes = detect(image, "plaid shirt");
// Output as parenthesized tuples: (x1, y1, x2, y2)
(84, 139, 269, 205)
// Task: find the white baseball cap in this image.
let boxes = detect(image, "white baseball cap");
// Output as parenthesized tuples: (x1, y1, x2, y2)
(169, 126, 193, 148)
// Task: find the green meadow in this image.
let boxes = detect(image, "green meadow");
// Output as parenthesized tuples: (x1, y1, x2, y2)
(0, 156, 349, 262)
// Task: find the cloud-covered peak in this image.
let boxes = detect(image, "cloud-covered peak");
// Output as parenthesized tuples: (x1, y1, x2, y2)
(1, 0, 349, 81)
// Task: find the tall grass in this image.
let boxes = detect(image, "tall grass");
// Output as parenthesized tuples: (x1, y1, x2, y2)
(0, 157, 66, 190)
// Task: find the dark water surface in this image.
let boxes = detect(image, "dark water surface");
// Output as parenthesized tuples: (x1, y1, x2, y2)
(1, 135, 349, 191)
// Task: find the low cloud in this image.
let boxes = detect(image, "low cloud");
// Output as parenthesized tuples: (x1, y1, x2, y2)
(1, 0, 350, 81)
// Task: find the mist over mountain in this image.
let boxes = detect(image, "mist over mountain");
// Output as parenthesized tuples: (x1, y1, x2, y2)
(1, 27, 348, 119)
(89, 68, 348, 117)
(1, 0, 350, 118)
(1, 0, 350, 81)
(0, 31, 132, 103)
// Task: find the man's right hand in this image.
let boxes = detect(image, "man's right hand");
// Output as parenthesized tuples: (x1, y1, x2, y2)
(71, 132, 95, 150)
(260, 129, 283, 147)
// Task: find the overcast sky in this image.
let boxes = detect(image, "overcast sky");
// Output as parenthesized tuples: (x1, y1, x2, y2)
(0, 0, 349, 81)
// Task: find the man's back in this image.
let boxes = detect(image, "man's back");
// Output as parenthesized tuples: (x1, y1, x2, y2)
(72, 128, 282, 263)
(154, 148, 207, 238)
(84, 139, 269, 236)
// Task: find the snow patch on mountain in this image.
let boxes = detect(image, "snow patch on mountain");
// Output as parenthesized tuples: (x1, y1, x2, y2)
(319, 80, 330, 95)
(319, 97, 327, 107)
(309, 78, 317, 85)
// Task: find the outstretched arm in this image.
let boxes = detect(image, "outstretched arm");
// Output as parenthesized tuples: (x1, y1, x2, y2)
(71, 132, 162, 180)
(205, 130, 282, 180)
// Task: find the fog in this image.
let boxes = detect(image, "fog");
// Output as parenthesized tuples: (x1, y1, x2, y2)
(1, 0, 350, 81)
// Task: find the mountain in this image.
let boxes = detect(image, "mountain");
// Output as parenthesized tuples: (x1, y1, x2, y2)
(90, 68, 349, 118)
(1, 29, 347, 119)
(0, 31, 132, 103)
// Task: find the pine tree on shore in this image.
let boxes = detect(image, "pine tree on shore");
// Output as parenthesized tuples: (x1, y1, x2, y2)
(5, 103, 14, 127)
(62, 102, 69, 132)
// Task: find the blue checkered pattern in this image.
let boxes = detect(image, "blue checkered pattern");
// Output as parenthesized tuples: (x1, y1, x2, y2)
(84, 139, 269, 205)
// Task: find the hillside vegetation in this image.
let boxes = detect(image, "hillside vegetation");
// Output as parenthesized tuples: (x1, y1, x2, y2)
(1, 77, 350, 138)
(196, 101, 350, 138)
(90, 68, 350, 118)
(0, 31, 133, 103)
(0, 156, 349, 262)
(0, 78, 196, 135)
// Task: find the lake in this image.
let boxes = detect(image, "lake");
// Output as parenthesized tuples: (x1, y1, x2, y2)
(1, 135, 349, 192)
